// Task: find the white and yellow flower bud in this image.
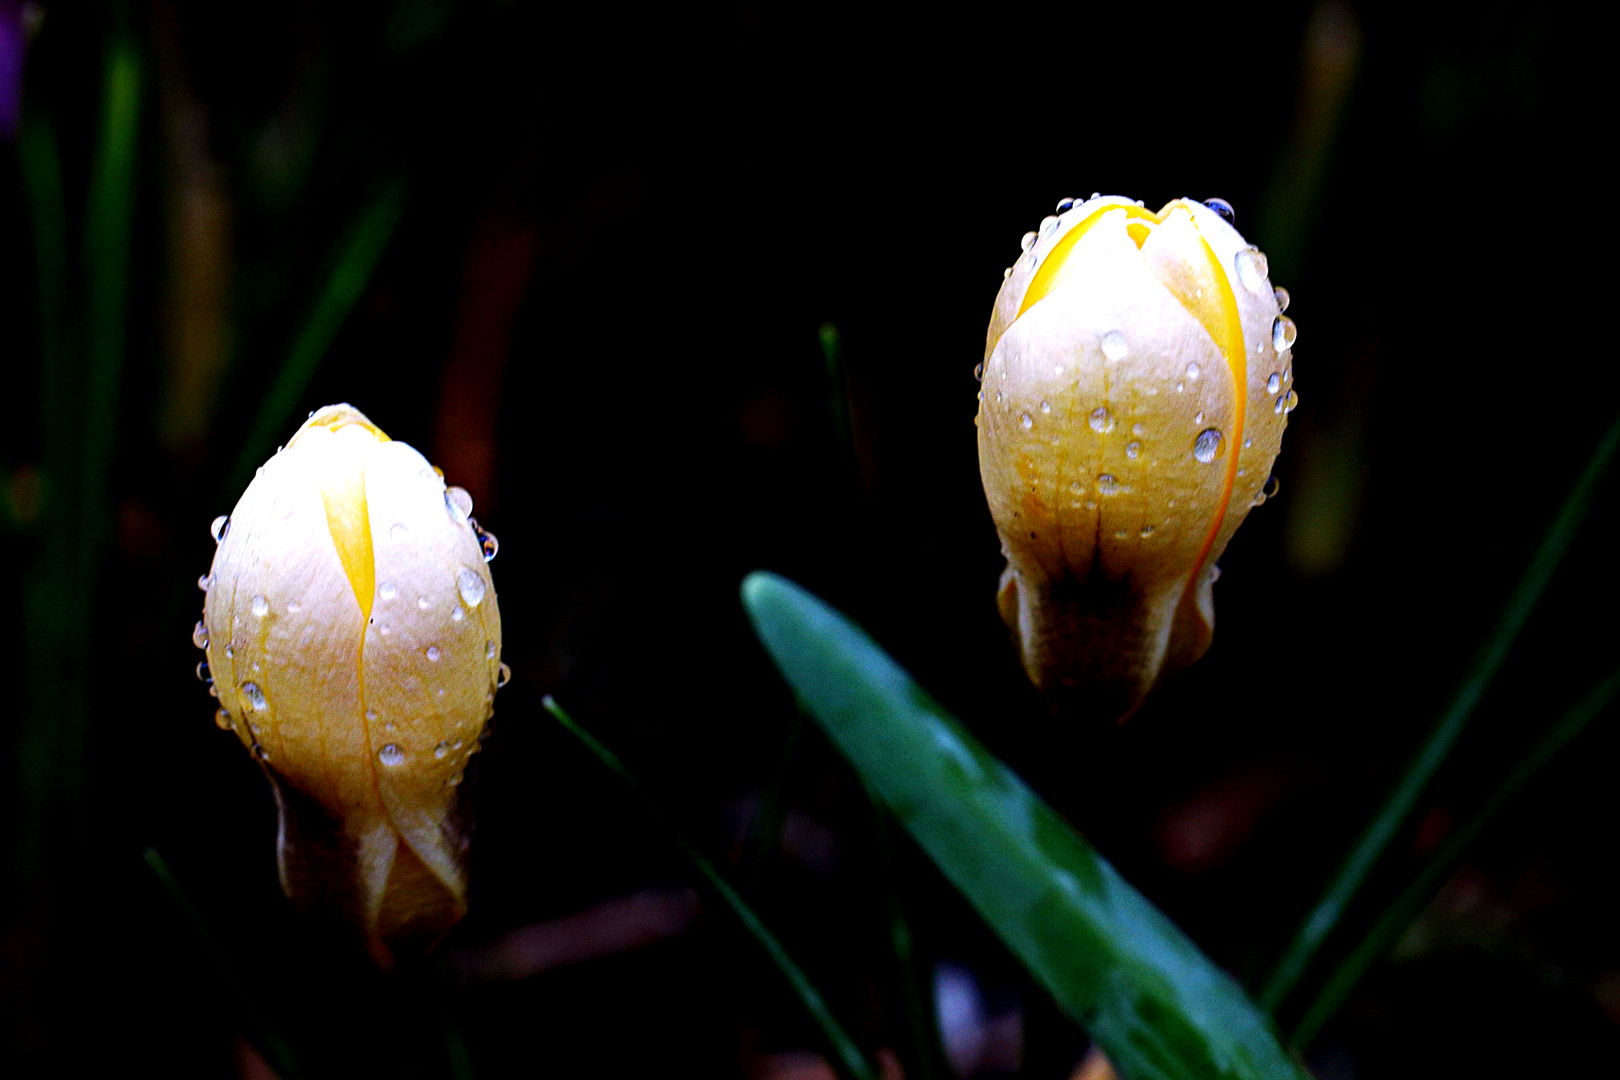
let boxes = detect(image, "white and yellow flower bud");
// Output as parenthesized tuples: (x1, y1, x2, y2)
(977, 196, 1296, 720)
(196, 404, 504, 965)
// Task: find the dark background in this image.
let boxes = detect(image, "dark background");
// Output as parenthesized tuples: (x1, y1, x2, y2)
(2, 1, 1617, 1077)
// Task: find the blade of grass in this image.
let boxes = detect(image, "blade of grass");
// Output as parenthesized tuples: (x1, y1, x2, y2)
(743, 572, 1311, 1080)
(1288, 664, 1620, 1048)
(1258, 412, 1620, 1011)
(223, 175, 408, 499)
(143, 848, 305, 1079)
(871, 795, 941, 1080)
(542, 696, 877, 1080)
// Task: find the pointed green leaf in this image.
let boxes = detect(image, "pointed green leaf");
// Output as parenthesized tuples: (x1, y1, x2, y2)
(743, 572, 1309, 1080)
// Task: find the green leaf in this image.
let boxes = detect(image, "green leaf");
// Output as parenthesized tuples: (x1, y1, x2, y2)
(742, 572, 1309, 1080)
(1257, 411, 1620, 1013)
(1289, 663, 1620, 1048)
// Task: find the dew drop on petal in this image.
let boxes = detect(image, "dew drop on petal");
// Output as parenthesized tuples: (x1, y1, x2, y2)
(210, 515, 230, 543)
(1002, 267, 1012, 280)
(425, 645, 441, 661)
(378, 582, 397, 600)
(191, 621, 209, 649)
(1139, 524, 1155, 537)
(1132, 422, 1146, 436)
(1020, 412, 1034, 430)
(1186, 362, 1200, 380)
(195, 661, 211, 683)
(197, 574, 213, 591)
(378, 744, 405, 767)
(1019, 231, 1037, 252)
(1267, 372, 1282, 394)
(250, 595, 269, 618)
(1039, 400, 1051, 414)
(435, 741, 449, 760)
(1272, 315, 1298, 350)
(1274, 286, 1290, 312)
(1095, 474, 1123, 496)
(457, 569, 487, 607)
(418, 596, 432, 610)
(1056, 196, 1076, 213)
(214, 708, 232, 730)
(1101, 331, 1129, 361)
(1125, 441, 1141, 460)
(1204, 197, 1235, 222)
(1089, 407, 1114, 433)
(497, 663, 512, 688)
(242, 682, 267, 712)
(451, 607, 465, 622)
(1234, 248, 1269, 294)
(1194, 411, 1205, 424)
(485, 640, 496, 659)
(973, 362, 984, 381)
(1193, 428, 1223, 463)
(479, 530, 499, 562)
(445, 486, 474, 524)
(1282, 389, 1300, 414)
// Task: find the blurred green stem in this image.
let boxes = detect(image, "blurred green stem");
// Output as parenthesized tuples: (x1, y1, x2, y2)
(224, 176, 409, 499)
(143, 848, 305, 1079)
(542, 696, 878, 1080)
(871, 796, 940, 1080)
(1290, 664, 1620, 1048)
(1259, 412, 1620, 1012)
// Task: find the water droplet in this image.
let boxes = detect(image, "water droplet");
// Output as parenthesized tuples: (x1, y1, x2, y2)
(366, 709, 377, 721)
(1089, 407, 1114, 434)
(378, 744, 405, 767)
(1194, 411, 1205, 424)
(1234, 248, 1269, 294)
(1267, 372, 1282, 394)
(497, 663, 512, 688)
(1139, 524, 1155, 537)
(286, 601, 300, 613)
(1054, 364, 1065, 376)
(1095, 474, 1123, 496)
(242, 682, 267, 711)
(447, 772, 463, 787)
(210, 515, 230, 543)
(1204, 197, 1235, 223)
(1193, 428, 1223, 463)
(195, 661, 211, 684)
(994, 390, 1003, 403)
(1186, 362, 1201, 380)
(197, 573, 214, 591)
(478, 529, 499, 562)
(214, 708, 232, 730)
(1019, 231, 1037, 252)
(1020, 412, 1034, 430)
(1002, 267, 1012, 280)
(485, 640, 496, 659)
(435, 741, 450, 760)
(378, 582, 397, 600)
(1282, 389, 1300, 414)
(1264, 475, 1281, 498)
(445, 486, 474, 524)
(1113, 529, 1129, 540)
(1039, 400, 1051, 414)
(451, 607, 465, 622)
(1040, 214, 1059, 233)
(250, 595, 268, 618)
(1100, 331, 1129, 361)
(1132, 422, 1146, 436)
(1126, 441, 1141, 460)
(1274, 286, 1290, 312)
(377, 623, 391, 636)
(1175, 381, 1185, 392)
(224, 645, 234, 659)
(1085, 500, 1097, 510)
(1244, 438, 1253, 448)
(208, 685, 219, 698)
(1272, 315, 1298, 350)
(253, 743, 270, 762)
(425, 645, 441, 661)
(413, 596, 429, 612)
(390, 522, 409, 541)
(457, 569, 487, 607)
(973, 362, 984, 381)
(191, 621, 209, 649)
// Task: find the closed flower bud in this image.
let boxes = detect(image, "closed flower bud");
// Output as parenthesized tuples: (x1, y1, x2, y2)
(197, 404, 504, 965)
(977, 196, 1295, 720)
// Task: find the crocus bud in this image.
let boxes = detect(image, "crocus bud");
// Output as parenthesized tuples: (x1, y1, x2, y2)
(977, 196, 1296, 720)
(195, 404, 504, 965)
